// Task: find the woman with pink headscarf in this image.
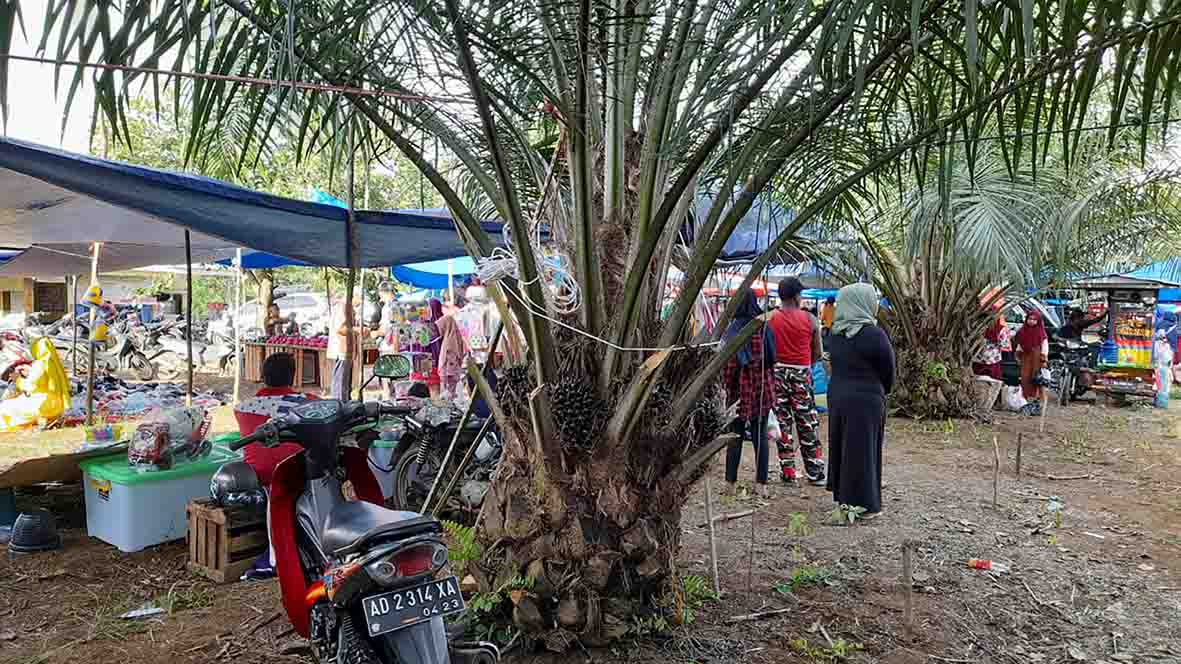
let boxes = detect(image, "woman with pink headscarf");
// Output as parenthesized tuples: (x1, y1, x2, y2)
(427, 298, 444, 389)
(436, 311, 467, 399)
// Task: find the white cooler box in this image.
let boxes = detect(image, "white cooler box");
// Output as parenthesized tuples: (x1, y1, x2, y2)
(80, 446, 240, 553)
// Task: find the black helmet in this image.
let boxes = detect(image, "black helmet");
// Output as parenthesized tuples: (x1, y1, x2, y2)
(209, 461, 265, 508)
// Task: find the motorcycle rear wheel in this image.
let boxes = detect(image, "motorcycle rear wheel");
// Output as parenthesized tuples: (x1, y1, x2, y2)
(392, 446, 443, 514)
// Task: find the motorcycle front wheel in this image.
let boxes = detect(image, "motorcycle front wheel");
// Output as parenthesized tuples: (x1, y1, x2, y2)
(1057, 371, 1073, 407)
(129, 352, 156, 381)
(392, 446, 444, 514)
(154, 351, 183, 381)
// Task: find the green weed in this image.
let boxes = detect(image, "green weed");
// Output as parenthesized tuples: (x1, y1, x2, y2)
(775, 565, 833, 594)
(829, 504, 867, 525)
(789, 636, 864, 662)
(788, 512, 812, 537)
(442, 520, 482, 576)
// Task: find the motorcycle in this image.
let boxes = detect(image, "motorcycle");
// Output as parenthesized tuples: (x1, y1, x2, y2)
(1051, 338, 1097, 406)
(390, 408, 501, 520)
(225, 355, 498, 664)
(55, 320, 155, 381)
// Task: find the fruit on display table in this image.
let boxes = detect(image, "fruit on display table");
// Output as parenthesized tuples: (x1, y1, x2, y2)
(266, 335, 328, 348)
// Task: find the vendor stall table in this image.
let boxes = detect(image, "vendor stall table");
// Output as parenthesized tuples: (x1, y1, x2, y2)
(243, 334, 377, 393)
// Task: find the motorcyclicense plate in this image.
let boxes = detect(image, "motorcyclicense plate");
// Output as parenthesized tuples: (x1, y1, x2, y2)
(362, 576, 465, 637)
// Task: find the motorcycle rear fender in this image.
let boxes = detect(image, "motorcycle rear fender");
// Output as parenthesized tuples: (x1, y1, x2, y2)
(269, 446, 387, 638)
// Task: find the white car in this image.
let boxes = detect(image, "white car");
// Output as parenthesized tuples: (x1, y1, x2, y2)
(209, 291, 330, 339)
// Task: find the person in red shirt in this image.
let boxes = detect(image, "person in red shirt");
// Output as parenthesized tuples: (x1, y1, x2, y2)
(766, 277, 826, 485)
(234, 353, 320, 485)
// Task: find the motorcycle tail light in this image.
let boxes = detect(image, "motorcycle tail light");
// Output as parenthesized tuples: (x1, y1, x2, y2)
(365, 543, 448, 587)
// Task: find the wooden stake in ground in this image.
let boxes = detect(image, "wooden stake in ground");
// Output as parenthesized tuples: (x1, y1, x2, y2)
(1015, 433, 1023, 478)
(704, 476, 721, 596)
(992, 435, 1001, 509)
(901, 540, 916, 632)
(747, 507, 756, 593)
(1040, 391, 1048, 432)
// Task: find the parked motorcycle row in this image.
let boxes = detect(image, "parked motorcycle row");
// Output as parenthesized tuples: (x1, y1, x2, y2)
(222, 355, 500, 664)
(0, 310, 241, 382)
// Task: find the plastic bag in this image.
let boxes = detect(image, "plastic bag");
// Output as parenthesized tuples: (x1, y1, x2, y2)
(128, 406, 212, 472)
(1003, 386, 1027, 412)
(812, 363, 829, 395)
(766, 410, 781, 442)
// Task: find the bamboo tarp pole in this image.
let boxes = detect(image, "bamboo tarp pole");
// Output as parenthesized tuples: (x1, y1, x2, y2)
(85, 242, 102, 426)
(233, 248, 243, 404)
(447, 258, 455, 305)
(344, 122, 359, 399)
(71, 275, 79, 376)
(185, 231, 193, 407)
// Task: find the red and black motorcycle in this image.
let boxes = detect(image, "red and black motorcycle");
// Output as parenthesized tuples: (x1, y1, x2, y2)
(228, 360, 498, 664)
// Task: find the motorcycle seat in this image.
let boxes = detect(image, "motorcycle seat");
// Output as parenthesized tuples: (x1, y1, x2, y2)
(321, 500, 442, 557)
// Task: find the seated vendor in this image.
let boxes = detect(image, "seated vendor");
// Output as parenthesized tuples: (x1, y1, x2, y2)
(234, 353, 319, 485)
(263, 303, 293, 337)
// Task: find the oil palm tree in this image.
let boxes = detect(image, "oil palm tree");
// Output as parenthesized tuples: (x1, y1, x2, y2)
(5, 0, 1181, 645)
(823, 137, 1181, 419)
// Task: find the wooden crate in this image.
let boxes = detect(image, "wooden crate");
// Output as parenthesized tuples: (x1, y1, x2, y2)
(186, 498, 268, 584)
(244, 344, 266, 383)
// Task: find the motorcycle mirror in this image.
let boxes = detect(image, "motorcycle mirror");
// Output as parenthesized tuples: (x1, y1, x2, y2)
(372, 353, 412, 380)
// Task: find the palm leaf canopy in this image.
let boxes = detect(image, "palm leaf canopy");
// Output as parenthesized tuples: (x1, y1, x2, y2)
(1, 0, 1180, 386)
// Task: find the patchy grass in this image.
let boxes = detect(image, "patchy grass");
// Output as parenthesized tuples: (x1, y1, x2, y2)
(1059, 432, 1095, 462)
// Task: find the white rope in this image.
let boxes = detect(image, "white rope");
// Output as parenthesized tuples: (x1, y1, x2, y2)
(475, 246, 582, 316)
(500, 282, 722, 353)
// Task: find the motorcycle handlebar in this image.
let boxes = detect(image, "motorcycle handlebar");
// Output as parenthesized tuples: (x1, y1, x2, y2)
(228, 400, 396, 451)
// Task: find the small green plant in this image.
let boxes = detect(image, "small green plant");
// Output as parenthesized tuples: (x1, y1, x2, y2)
(777, 565, 833, 594)
(1046, 496, 1065, 529)
(788, 512, 812, 537)
(673, 574, 719, 625)
(1059, 434, 1093, 461)
(829, 504, 867, 525)
(467, 590, 503, 616)
(789, 636, 864, 662)
(630, 614, 670, 635)
(442, 520, 482, 576)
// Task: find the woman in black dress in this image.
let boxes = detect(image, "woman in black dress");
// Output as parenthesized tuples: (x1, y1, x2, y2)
(826, 283, 895, 518)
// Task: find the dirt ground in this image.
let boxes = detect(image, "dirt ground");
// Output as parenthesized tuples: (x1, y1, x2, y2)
(2, 396, 1180, 664)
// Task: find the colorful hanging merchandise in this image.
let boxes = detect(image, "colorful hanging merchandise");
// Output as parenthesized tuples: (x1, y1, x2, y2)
(1107, 307, 1154, 368)
(0, 338, 70, 431)
(454, 286, 491, 365)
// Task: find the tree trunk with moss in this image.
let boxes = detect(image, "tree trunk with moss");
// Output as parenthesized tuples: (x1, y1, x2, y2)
(472, 346, 725, 650)
(463, 140, 730, 650)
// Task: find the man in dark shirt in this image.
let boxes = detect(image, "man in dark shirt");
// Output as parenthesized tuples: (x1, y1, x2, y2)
(1059, 308, 1107, 340)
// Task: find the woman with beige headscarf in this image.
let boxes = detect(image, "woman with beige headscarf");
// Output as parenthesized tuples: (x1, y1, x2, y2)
(826, 284, 895, 520)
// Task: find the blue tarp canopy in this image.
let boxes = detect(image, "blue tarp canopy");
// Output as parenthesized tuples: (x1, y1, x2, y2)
(391, 258, 476, 289)
(1125, 260, 1181, 302)
(0, 138, 504, 276)
(683, 192, 804, 263)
